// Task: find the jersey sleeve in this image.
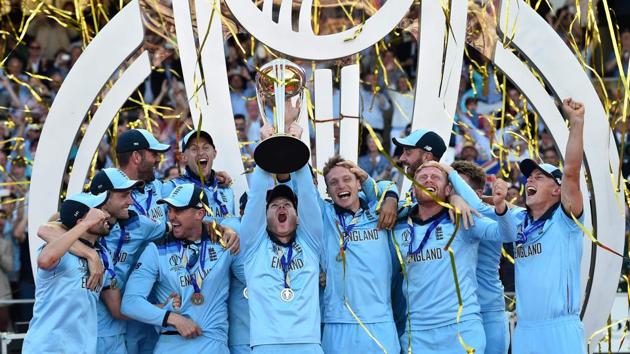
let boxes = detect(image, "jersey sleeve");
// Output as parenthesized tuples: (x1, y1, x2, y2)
(241, 166, 274, 259)
(230, 253, 246, 285)
(448, 170, 484, 211)
(294, 164, 323, 252)
(143, 216, 167, 242)
(121, 243, 167, 327)
(464, 212, 519, 243)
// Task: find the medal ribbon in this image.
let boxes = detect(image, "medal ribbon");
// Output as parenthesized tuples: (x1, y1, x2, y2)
(186, 174, 229, 216)
(406, 213, 448, 258)
(336, 211, 360, 254)
(130, 191, 152, 217)
(98, 238, 117, 285)
(280, 244, 293, 289)
(112, 224, 127, 265)
(516, 213, 545, 245)
(183, 240, 207, 295)
(332, 215, 387, 353)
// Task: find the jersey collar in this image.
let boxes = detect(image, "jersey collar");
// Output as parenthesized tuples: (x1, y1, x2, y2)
(526, 202, 560, 223)
(333, 198, 369, 215)
(409, 205, 449, 225)
(267, 229, 296, 247)
(184, 166, 216, 187)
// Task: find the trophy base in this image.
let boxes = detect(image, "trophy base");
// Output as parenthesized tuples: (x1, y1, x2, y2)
(254, 135, 310, 174)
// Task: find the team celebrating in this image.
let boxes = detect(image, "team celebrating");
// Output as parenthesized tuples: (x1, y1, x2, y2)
(22, 96, 586, 354)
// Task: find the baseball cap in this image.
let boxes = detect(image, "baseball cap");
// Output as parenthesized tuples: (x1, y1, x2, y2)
(157, 183, 208, 209)
(519, 158, 563, 185)
(392, 129, 447, 159)
(115, 129, 170, 153)
(266, 184, 298, 210)
(89, 168, 144, 194)
(180, 130, 215, 152)
(60, 192, 109, 229)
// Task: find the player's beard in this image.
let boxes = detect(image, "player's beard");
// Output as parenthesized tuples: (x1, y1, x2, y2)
(137, 159, 156, 182)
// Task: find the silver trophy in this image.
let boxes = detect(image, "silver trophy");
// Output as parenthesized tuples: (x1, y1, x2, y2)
(253, 59, 310, 174)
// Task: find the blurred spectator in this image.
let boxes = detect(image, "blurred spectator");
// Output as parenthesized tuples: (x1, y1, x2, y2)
(0, 212, 12, 331)
(541, 147, 560, 166)
(228, 68, 254, 117)
(386, 76, 413, 146)
(605, 28, 630, 78)
(28, 16, 71, 61)
(24, 40, 50, 76)
(358, 132, 390, 180)
(163, 165, 180, 181)
(360, 71, 391, 134)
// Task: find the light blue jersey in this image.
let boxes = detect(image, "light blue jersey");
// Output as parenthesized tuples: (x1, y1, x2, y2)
(131, 179, 168, 224)
(97, 211, 166, 342)
(448, 171, 506, 313)
(164, 168, 240, 230)
(511, 203, 584, 320)
(126, 185, 169, 354)
(121, 228, 244, 352)
(508, 203, 586, 354)
(391, 206, 517, 352)
(318, 193, 400, 353)
(241, 165, 323, 347)
(228, 266, 250, 350)
(23, 244, 109, 354)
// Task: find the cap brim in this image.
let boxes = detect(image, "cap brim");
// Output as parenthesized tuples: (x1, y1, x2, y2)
(519, 159, 560, 184)
(157, 197, 188, 209)
(392, 136, 417, 148)
(113, 180, 145, 191)
(149, 143, 171, 152)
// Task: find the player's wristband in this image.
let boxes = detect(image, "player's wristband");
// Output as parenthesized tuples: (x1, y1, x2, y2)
(162, 310, 172, 327)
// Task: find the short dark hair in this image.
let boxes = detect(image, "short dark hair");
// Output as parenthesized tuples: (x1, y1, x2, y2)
(117, 151, 134, 168)
(234, 114, 246, 121)
(451, 160, 486, 191)
(322, 155, 345, 180)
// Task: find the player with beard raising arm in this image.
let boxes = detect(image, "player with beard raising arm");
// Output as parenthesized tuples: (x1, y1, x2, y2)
(390, 163, 518, 353)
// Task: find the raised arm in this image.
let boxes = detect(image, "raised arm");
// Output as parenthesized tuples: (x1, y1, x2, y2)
(294, 163, 323, 241)
(559, 98, 584, 217)
(241, 166, 274, 255)
(37, 208, 108, 270)
(38, 221, 104, 290)
(466, 179, 520, 243)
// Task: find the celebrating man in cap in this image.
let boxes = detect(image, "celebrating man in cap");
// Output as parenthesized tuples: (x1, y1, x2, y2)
(164, 129, 239, 229)
(507, 99, 587, 354)
(240, 126, 324, 353)
(122, 183, 244, 353)
(116, 128, 171, 224)
(23, 192, 111, 353)
(390, 162, 518, 353)
(116, 128, 171, 353)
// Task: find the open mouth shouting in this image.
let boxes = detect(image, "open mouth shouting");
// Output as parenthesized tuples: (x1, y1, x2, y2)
(526, 186, 537, 197)
(277, 211, 288, 224)
(337, 191, 351, 201)
(197, 158, 208, 169)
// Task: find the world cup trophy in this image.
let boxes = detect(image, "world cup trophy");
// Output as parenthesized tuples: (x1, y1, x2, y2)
(253, 59, 310, 174)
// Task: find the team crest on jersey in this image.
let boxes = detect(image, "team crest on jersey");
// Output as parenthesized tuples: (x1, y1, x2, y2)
(208, 247, 218, 262)
(436, 226, 443, 240)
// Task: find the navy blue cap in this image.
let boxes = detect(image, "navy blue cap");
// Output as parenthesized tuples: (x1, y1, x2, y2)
(180, 130, 215, 152)
(90, 168, 144, 194)
(116, 129, 170, 153)
(266, 184, 297, 210)
(519, 159, 563, 185)
(60, 192, 108, 229)
(158, 183, 208, 209)
(392, 129, 447, 159)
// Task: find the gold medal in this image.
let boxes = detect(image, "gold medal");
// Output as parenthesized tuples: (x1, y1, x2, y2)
(191, 292, 204, 305)
(110, 278, 118, 290)
(280, 288, 294, 302)
(243, 287, 249, 300)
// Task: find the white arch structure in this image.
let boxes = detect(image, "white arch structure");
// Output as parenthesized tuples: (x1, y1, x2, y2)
(28, 0, 624, 345)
